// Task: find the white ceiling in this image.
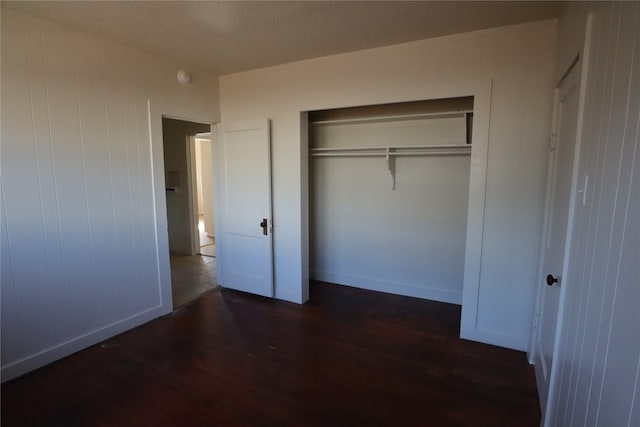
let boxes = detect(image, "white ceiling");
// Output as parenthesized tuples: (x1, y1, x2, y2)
(2, 1, 563, 75)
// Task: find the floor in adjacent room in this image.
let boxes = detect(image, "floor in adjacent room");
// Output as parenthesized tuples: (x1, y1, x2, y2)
(170, 214, 217, 307)
(198, 214, 216, 258)
(170, 253, 217, 307)
(1, 282, 540, 426)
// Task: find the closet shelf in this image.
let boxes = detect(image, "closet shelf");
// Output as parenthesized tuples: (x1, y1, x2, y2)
(309, 110, 472, 126)
(310, 144, 471, 158)
(311, 144, 471, 190)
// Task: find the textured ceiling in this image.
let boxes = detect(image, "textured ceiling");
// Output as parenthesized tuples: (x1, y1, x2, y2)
(2, 1, 563, 75)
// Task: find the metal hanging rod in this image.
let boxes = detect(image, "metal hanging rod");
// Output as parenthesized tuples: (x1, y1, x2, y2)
(311, 144, 469, 152)
(311, 151, 471, 157)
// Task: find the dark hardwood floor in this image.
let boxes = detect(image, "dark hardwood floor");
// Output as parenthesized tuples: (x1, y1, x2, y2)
(1, 282, 540, 426)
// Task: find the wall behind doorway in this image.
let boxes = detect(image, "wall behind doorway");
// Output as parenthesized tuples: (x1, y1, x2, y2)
(197, 137, 216, 238)
(162, 118, 211, 255)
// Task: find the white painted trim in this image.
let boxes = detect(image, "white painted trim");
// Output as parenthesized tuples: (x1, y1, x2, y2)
(311, 269, 462, 305)
(148, 100, 215, 315)
(458, 81, 493, 345)
(529, 91, 561, 365)
(300, 113, 310, 303)
(473, 328, 529, 352)
(210, 125, 224, 285)
(187, 135, 200, 255)
(1, 304, 166, 381)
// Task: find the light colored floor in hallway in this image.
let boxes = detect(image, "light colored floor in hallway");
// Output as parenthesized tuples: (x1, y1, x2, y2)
(169, 215, 217, 308)
(170, 254, 217, 308)
(198, 214, 216, 257)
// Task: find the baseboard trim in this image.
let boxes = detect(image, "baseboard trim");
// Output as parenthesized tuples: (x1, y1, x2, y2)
(460, 327, 529, 352)
(311, 269, 462, 305)
(1, 304, 170, 382)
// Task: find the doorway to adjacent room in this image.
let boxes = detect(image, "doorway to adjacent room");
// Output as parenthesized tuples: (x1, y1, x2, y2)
(161, 118, 217, 307)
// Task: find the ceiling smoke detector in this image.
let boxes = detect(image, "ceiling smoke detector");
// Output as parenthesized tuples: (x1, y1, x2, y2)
(177, 70, 191, 85)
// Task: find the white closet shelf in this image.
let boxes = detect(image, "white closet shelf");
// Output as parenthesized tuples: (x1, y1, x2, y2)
(309, 110, 472, 126)
(310, 144, 471, 157)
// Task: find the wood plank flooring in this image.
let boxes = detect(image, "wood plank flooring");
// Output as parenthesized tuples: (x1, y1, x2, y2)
(1, 282, 540, 426)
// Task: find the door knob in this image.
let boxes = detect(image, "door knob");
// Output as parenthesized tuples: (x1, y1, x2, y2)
(546, 274, 559, 286)
(259, 218, 268, 236)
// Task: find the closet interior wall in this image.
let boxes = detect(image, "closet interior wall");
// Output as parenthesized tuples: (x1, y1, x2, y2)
(309, 97, 473, 304)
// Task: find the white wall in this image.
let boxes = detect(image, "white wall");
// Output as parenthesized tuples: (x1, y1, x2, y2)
(548, 2, 640, 426)
(199, 138, 216, 237)
(195, 139, 204, 214)
(219, 20, 557, 350)
(162, 118, 210, 255)
(310, 116, 470, 304)
(0, 8, 219, 380)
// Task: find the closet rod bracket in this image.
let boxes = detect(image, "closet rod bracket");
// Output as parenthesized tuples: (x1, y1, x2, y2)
(386, 147, 396, 190)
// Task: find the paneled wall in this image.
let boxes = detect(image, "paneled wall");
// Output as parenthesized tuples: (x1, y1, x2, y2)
(220, 20, 557, 350)
(550, 2, 640, 426)
(0, 8, 219, 380)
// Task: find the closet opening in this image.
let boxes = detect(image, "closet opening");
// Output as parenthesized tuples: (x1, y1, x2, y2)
(307, 96, 473, 305)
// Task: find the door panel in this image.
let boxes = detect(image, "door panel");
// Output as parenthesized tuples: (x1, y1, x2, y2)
(218, 119, 273, 297)
(535, 63, 581, 419)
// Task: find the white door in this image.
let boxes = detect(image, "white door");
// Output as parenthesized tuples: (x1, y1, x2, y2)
(534, 63, 581, 419)
(217, 119, 273, 297)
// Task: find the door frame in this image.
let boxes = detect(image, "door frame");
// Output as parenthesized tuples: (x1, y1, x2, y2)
(148, 100, 216, 314)
(530, 13, 593, 426)
(186, 135, 203, 256)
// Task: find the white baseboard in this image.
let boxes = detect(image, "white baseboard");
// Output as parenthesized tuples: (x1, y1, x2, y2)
(310, 269, 462, 305)
(460, 327, 529, 352)
(1, 304, 171, 382)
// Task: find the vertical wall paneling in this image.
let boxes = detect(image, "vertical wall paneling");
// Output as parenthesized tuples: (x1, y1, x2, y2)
(550, 2, 640, 426)
(0, 8, 219, 380)
(0, 184, 22, 364)
(587, 4, 636, 425)
(135, 54, 159, 310)
(123, 49, 145, 311)
(74, 34, 116, 327)
(2, 14, 59, 355)
(43, 22, 98, 340)
(24, 18, 68, 345)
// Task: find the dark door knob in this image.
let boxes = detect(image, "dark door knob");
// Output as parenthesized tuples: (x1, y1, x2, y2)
(546, 274, 559, 286)
(259, 218, 268, 236)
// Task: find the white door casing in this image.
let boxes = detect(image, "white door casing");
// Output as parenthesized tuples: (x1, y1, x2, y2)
(187, 136, 200, 255)
(148, 101, 215, 313)
(534, 60, 582, 421)
(217, 119, 274, 297)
